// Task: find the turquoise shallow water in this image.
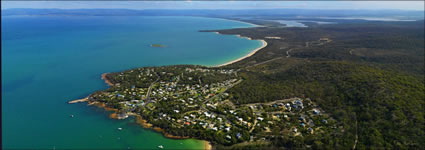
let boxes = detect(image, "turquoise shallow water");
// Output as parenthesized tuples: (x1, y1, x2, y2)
(1, 16, 262, 149)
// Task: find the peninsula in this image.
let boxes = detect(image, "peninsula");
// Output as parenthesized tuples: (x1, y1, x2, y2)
(73, 65, 335, 148)
(70, 17, 424, 149)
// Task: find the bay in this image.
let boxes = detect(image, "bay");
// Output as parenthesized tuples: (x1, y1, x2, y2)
(1, 16, 262, 149)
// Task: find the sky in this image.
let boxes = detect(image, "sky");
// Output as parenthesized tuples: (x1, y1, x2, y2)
(1, 1, 424, 11)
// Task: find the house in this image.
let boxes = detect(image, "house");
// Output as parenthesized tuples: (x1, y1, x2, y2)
(117, 112, 128, 119)
(204, 112, 211, 118)
(263, 127, 270, 132)
(312, 109, 320, 115)
(320, 37, 330, 41)
(299, 116, 306, 122)
(308, 127, 314, 134)
(285, 103, 291, 108)
(116, 94, 124, 98)
(217, 117, 222, 122)
(308, 120, 315, 127)
(257, 117, 264, 121)
(236, 133, 242, 139)
(226, 135, 232, 140)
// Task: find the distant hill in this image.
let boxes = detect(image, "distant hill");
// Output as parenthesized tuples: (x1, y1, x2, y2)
(2, 8, 424, 20)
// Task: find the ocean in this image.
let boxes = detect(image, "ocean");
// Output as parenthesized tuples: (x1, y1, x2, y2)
(1, 15, 262, 149)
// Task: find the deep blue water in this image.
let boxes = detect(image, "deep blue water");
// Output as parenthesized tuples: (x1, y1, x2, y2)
(1, 16, 262, 149)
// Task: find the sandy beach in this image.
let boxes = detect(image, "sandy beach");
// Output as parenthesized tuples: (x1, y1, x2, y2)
(213, 37, 267, 67)
(208, 18, 267, 68)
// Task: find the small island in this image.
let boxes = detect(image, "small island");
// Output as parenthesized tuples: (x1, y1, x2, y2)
(151, 44, 166, 48)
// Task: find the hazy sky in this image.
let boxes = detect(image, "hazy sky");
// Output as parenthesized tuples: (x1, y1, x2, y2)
(2, 1, 424, 11)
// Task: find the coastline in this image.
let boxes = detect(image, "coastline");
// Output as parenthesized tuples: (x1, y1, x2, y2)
(111, 104, 213, 150)
(190, 16, 261, 28)
(213, 33, 267, 67)
(101, 73, 114, 86)
(69, 18, 263, 150)
(211, 17, 262, 28)
(69, 75, 212, 150)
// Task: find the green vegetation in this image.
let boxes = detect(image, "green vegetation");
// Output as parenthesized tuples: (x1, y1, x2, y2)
(211, 18, 424, 149)
(90, 66, 335, 146)
(230, 61, 424, 149)
(86, 18, 424, 149)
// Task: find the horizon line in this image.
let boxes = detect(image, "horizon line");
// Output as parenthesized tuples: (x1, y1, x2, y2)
(3, 8, 425, 11)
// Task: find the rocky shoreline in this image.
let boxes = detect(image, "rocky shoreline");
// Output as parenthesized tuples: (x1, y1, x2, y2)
(69, 74, 213, 150)
(101, 73, 114, 86)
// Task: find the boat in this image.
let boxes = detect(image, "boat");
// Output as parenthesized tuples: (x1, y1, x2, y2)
(70, 115, 74, 118)
(118, 127, 122, 131)
(158, 145, 164, 149)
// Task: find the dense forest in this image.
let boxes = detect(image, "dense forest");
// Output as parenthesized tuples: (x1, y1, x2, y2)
(228, 61, 424, 149)
(206, 19, 425, 149)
